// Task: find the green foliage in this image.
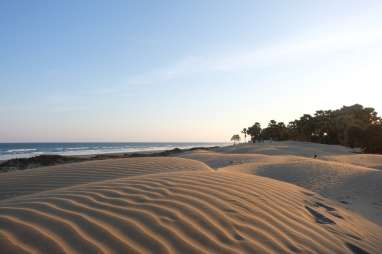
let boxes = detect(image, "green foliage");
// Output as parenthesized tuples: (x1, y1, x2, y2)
(345, 125, 365, 148)
(246, 122, 262, 142)
(261, 120, 289, 141)
(230, 134, 241, 145)
(242, 104, 382, 154)
(363, 125, 382, 153)
(0, 155, 84, 172)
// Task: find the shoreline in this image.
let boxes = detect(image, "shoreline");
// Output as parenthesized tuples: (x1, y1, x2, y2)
(0, 145, 223, 172)
(0, 142, 228, 161)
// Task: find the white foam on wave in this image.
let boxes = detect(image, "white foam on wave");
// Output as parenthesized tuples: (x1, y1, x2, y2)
(65, 147, 90, 151)
(0, 152, 43, 161)
(6, 149, 37, 153)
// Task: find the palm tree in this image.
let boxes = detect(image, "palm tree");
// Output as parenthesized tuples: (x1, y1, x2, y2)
(230, 134, 241, 145)
(241, 128, 247, 143)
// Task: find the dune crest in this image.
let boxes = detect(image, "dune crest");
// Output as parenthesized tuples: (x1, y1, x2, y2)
(0, 157, 211, 201)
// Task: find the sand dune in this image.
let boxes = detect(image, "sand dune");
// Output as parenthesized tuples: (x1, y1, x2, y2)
(1, 170, 381, 254)
(220, 159, 382, 225)
(178, 149, 271, 168)
(323, 154, 382, 170)
(0, 157, 211, 201)
(1, 142, 382, 253)
(214, 141, 354, 157)
(179, 149, 306, 168)
(180, 143, 382, 226)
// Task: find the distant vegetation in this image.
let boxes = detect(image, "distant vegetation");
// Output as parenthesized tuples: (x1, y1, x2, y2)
(231, 134, 241, 145)
(0, 155, 85, 172)
(241, 104, 382, 154)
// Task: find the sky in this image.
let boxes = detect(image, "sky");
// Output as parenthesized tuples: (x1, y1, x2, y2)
(1, 0, 382, 142)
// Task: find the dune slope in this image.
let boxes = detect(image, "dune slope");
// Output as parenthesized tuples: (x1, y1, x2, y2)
(179, 142, 382, 226)
(220, 159, 382, 225)
(0, 157, 211, 201)
(178, 149, 305, 168)
(214, 141, 354, 157)
(1, 171, 381, 254)
(323, 154, 382, 170)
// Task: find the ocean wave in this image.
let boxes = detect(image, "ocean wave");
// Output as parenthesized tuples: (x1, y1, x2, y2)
(6, 149, 37, 153)
(65, 147, 90, 151)
(0, 152, 43, 161)
(99, 146, 125, 149)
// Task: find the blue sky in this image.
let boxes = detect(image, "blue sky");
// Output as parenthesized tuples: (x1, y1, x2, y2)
(1, 1, 382, 142)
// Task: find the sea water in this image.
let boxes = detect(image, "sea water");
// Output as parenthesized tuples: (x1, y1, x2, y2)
(0, 142, 227, 161)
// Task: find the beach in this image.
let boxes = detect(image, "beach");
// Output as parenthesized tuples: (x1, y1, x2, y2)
(0, 141, 381, 253)
(4, 1, 382, 253)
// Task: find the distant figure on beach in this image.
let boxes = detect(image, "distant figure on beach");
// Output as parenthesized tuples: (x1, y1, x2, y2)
(313, 154, 318, 159)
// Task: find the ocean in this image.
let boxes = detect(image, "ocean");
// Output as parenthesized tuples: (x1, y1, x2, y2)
(0, 142, 228, 161)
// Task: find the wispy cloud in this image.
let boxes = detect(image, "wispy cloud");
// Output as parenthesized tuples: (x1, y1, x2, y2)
(126, 12, 382, 86)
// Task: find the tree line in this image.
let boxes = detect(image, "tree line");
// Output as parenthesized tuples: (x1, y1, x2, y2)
(240, 104, 382, 154)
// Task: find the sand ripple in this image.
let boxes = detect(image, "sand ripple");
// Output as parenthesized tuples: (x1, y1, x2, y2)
(1, 165, 381, 253)
(0, 157, 211, 201)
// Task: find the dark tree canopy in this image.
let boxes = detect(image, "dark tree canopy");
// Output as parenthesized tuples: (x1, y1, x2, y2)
(242, 104, 382, 154)
(246, 122, 262, 142)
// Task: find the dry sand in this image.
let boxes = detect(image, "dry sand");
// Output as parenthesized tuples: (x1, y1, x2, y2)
(322, 154, 382, 170)
(214, 141, 355, 157)
(178, 149, 306, 168)
(220, 160, 382, 225)
(0, 157, 210, 201)
(1, 141, 382, 253)
(179, 142, 382, 226)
